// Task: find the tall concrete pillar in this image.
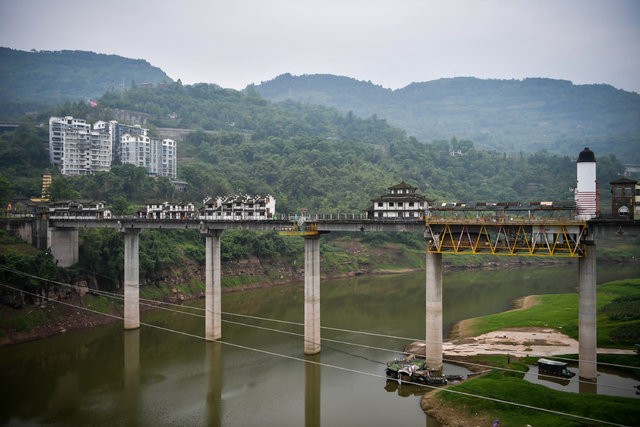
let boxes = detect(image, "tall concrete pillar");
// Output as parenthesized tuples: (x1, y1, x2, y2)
(48, 227, 79, 267)
(425, 251, 443, 371)
(304, 236, 321, 354)
(205, 230, 223, 341)
(579, 241, 597, 380)
(123, 228, 141, 330)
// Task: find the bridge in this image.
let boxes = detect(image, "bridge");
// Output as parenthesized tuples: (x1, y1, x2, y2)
(5, 213, 638, 382)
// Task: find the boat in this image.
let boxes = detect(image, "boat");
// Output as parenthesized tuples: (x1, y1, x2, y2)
(385, 357, 449, 385)
(537, 358, 576, 378)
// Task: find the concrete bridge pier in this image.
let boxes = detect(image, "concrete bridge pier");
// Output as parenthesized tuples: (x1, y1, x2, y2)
(123, 228, 141, 330)
(48, 227, 79, 267)
(205, 230, 223, 341)
(304, 235, 321, 354)
(425, 250, 443, 371)
(579, 241, 597, 381)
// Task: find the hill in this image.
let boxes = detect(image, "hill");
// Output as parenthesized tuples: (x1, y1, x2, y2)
(1, 81, 625, 214)
(254, 74, 640, 162)
(0, 48, 173, 119)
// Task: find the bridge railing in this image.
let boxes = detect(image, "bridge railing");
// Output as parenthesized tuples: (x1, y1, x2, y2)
(286, 213, 370, 221)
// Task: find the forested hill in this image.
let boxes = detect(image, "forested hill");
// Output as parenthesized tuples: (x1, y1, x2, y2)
(254, 74, 640, 162)
(1, 80, 625, 215)
(0, 48, 172, 119)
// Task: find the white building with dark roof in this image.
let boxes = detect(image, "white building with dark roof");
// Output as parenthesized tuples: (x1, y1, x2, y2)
(201, 194, 276, 220)
(367, 181, 430, 219)
(143, 201, 195, 219)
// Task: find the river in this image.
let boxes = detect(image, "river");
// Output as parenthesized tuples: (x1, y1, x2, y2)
(0, 263, 637, 426)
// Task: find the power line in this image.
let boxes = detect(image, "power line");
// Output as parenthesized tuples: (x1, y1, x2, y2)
(0, 281, 632, 427)
(2, 265, 639, 386)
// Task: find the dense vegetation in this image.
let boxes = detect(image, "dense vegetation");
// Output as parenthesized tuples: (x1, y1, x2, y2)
(256, 73, 640, 161)
(0, 84, 625, 214)
(0, 48, 172, 119)
(0, 72, 631, 289)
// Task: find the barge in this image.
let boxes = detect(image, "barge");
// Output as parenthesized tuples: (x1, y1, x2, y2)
(385, 357, 458, 386)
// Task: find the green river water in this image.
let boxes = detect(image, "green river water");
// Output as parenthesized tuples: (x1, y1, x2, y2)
(0, 263, 637, 426)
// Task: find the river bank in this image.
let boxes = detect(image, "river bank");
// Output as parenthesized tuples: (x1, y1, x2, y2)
(1, 253, 578, 348)
(0, 263, 429, 348)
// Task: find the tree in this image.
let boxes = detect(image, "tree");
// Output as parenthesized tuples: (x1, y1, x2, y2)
(48, 176, 80, 201)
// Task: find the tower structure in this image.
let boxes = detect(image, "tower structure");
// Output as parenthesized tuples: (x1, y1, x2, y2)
(574, 147, 599, 220)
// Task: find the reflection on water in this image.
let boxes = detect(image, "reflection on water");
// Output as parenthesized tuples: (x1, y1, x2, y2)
(206, 341, 223, 427)
(524, 365, 640, 399)
(305, 355, 321, 427)
(0, 264, 637, 426)
(123, 329, 140, 425)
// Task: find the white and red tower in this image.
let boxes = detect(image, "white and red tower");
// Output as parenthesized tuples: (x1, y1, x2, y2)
(574, 147, 599, 220)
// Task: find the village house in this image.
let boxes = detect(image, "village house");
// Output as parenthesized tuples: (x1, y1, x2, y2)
(367, 181, 431, 219)
(200, 194, 276, 220)
(142, 201, 196, 220)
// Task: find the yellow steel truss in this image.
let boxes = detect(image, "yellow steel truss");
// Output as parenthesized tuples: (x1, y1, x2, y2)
(279, 222, 320, 236)
(425, 219, 588, 257)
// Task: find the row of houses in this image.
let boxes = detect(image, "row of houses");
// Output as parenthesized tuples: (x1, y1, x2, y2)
(139, 195, 277, 220)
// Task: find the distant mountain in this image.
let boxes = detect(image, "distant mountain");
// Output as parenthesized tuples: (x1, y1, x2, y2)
(0, 48, 173, 119)
(255, 74, 640, 161)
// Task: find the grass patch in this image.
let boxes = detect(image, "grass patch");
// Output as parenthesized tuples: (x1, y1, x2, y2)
(462, 278, 640, 349)
(140, 284, 172, 300)
(0, 305, 58, 334)
(221, 275, 265, 288)
(79, 294, 121, 314)
(436, 369, 640, 426)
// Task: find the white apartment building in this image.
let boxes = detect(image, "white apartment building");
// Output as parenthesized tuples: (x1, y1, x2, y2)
(49, 117, 177, 179)
(49, 116, 112, 176)
(120, 133, 151, 169)
(49, 116, 90, 166)
(120, 133, 177, 179)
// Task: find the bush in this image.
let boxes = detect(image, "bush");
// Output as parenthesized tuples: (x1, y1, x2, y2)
(601, 295, 640, 321)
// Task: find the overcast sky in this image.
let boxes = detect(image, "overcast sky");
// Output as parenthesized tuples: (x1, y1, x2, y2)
(1, 0, 639, 93)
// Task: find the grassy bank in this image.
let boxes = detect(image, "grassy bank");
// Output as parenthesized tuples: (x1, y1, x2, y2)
(457, 278, 640, 349)
(425, 278, 640, 426)
(428, 365, 640, 426)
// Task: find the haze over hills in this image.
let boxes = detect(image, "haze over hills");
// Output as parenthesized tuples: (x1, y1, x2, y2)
(1, 48, 638, 162)
(255, 73, 640, 161)
(0, 48, 173, 118)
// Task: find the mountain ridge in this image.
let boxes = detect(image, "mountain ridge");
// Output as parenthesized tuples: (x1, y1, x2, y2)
(0, 47, 173, 118)
(255, 73, 640, 161)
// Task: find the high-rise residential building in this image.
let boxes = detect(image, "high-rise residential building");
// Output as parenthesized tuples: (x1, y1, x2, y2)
(49, 116, 90, 166)
(120, 132, 177, 179)
(152, 138, 177, 179)
(49, 116, 177, 179)
(120, 133, 151, 169)
(49, 116, 112, 176)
